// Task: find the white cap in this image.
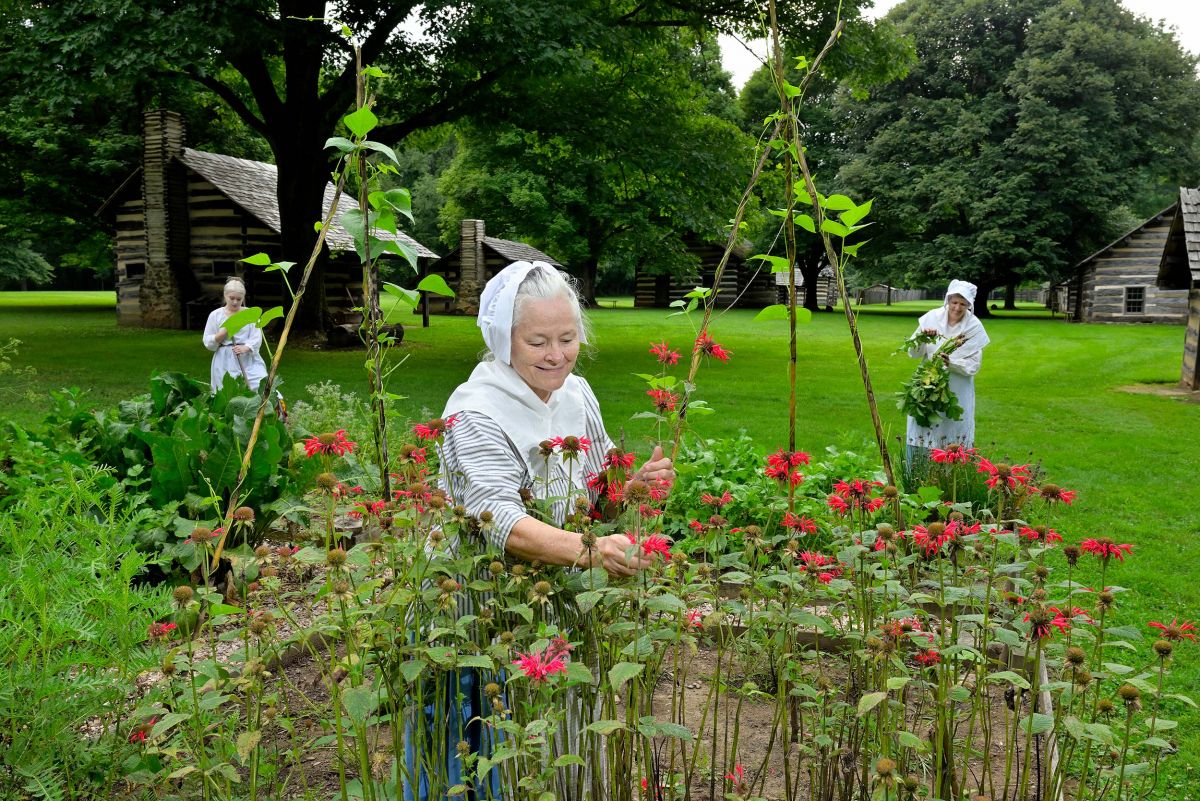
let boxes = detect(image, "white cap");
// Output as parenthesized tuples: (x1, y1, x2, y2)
(477, 261, 546, 364)
(946, 279, 978, 309)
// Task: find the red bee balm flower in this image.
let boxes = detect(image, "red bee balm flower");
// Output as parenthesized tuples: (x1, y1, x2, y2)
(976, 458, 1032, 492)
(694, 332, 732, 362)
(550, 435, 591, 456)
(783, 512, 817, 534)
(700, 490, 733, 508)
(649, 341, 681, 366)
(413, 415, 459, 441)
(930, 444, 976, 464)
(626, 531, 672, 559)
(1148, 619, 1197, 642)
(1035, 483, 1076, 505)
(303, 429, 356, 457)
(646, 388, 679, 413)
(128, 717, 157, 744)
(512, 648, 568, 682)
(915, 649, 941, 667)
(1080, 538, 1133, 562)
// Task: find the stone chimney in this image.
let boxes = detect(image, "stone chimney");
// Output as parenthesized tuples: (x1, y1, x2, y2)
(454, 219, 486, 315)
(139, 109, 192, 328)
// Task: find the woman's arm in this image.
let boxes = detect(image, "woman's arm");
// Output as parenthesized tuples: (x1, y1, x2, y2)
(202, 312, 227, 351)
(947, 347, 982, 377)
(505, 517, 650, 578)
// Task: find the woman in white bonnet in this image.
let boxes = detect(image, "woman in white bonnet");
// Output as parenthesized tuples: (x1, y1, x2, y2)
(906, 279, 991, 458)
(404, 261, 674, 799)
(201, 277, 269, 393)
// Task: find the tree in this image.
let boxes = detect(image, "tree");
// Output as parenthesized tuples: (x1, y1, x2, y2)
(734, 17, 914, 311)
(438, 31, 752, 301)
(8, 0, 865, 326)
(835, 0, 1200, 310)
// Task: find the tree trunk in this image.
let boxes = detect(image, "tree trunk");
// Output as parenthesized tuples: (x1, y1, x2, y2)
(799, 255, 822, 312)
(1004, 282, 1017, 310)
(275, 139, 332, 331)
(974, 281, 996, 317)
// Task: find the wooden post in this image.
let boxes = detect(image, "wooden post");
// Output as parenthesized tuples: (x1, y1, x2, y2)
(1182, 288, 1200, 390)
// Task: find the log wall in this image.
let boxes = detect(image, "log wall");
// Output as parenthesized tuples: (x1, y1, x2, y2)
(1182, 290, 1200, 390)
(1076, 221, 1188, 323)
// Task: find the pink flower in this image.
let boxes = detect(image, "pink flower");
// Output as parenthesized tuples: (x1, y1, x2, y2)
(701, 490, 733, 508)
(147, 621, 177, 641)
(626, 531, 672, 559)
(128, 717, 157, 744)
(412, 415, 459, 441)
(649, 341, 681, 366)
(1019, 526, 1063, 544)
(1148, 618, 1197, 642)
(915, 648, 941, 667)
(686, 608, 704, 628)
(549, 435, 592, 456)
(930, 444, 976, 464)
(976, 458, 1032, 492)
(1080, 538, 1133, 562)
(646, 388, 679, 413)
(782, 512, 817, 534)
(602, 448, 637, 471)
(512, 648, 568, 682)
(694, 331, 732, 362)
(303, 429, 356, 458)
(826, 494, 850, 515)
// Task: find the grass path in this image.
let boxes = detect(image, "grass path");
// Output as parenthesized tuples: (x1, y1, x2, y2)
(3, 291, 1198, 792)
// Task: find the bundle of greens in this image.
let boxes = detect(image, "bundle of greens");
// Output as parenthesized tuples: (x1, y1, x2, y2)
(895, 331, 969, 427)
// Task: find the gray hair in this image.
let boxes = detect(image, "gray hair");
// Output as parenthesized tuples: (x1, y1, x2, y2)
(512, 265, 592, 344)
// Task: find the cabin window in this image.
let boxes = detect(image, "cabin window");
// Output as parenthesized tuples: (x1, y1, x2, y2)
(124, 262, 145, 280)
(1124, 286, 1145, 314)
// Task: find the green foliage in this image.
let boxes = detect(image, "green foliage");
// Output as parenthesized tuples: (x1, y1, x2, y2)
(27, 372, 293, 566)
(836, 0, 1200, 295)
(0, 468, 169, 801)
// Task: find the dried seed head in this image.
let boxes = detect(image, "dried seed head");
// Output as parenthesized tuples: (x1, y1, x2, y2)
(316, 472, 339, 491)
(1065, 646, 1087, 667)
(489, 560, 506, 577)
(1098, 591, 1115, 610)
(1030, 588, 1048, 602)
(574, 496, 590, 513)
(491, 696, 506, 714)
(326, 548, 348, 568)
(511, 564, 526, 577)
(876, 523, 895, 540)
(1062, 545, 1080, 566)
(173, 585, 195, 607)
(190, 526, 214, 544)
(478, 510, 494, 525)
(484, 682, 501, 698)
(499, 631, 516, 646)
(1074, 668, 1092, 687)
(254, 545, 271, 559)
(250, 617, 270, 637)
(1117, 683, 1141, 704)
(949, 510, 964, 523)
(533, 580, 552, 595)
(1034, 565, 1050, 581)
(883, 485, 900, 499)
(903, 775, 920, 791)
(875, 758, 896, 777)
(456, 740, 471, 757)
(439, 578, 460, 594)
(1097, 697, 1115, 715)
(623, 479, 652, 505)
(742, 525, 763, 543)
(580, 531, 598, 549)
(927, 521, 946, 538)
(428, 494, 446, 510)
(233, 506, 255, 522)
(331, 580, 351, 598)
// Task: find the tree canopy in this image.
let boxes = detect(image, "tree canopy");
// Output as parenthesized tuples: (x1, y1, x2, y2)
(834, 0, 1200, 302)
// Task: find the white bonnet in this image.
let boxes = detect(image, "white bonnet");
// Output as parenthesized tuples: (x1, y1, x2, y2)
(224, 277, 247, 295)
(477, 261, 588, 364)
(945, 279, 978, 309)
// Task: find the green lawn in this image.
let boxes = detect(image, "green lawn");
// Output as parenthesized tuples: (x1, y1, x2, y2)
(3, 290, 1199, 788)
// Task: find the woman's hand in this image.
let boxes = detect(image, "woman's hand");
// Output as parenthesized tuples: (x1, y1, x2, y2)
(635, 445, 675, 489)
(214, 327, 229, 343)
(232, 344, 250, 355)
(591, 532, 653, 578)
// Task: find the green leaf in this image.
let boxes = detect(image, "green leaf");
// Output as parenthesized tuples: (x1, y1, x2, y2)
(343, 107, 379, 139)
(656, 721, 693, 741)
(986, 671, 1032, 690)
(753, 304, 790, 322)
(1018, 713, 1055, 735)
(748, 254, 790, 272)
(148, 712, 191, 740)
(897, 730, 927, 751)
(795, 214, 816, 233)
(608, 662, 644, 692)
(553, 754, 585, 768)
(235, 730, 262, 764)
(457, 655, 495, 670)
(399, 659, 426, 683)
(362, 65, 386, 78)
(857, 691, 887, 716)
(341, 686, 379, 725)
(823, 194, 856, 211)
(886, 676, 910, 691)
(417, 273, 455, 297)
(265, 260, 295, 273)
(780, 79, 802, 98)
(565, 662, 594, 684)
(324, 136, 356, 154)
(257, 306, 284, 328)
(840, 199, 873, 227)
(383, 282, 420, 308)
(821, 219, 850, 238)
(587, 720, 625, 735)
(240, 252, 273, 266)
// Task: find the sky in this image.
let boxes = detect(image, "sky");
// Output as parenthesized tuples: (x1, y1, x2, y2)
(719, 0, 1200, 89)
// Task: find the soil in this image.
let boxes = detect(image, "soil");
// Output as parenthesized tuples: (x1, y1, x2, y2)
(1115, 383, 1200, 402)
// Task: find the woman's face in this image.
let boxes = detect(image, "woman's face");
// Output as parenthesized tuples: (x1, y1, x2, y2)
(225, 290, 245, 312)
(946, 294, 969, 325)
(509, 295, 580, 402)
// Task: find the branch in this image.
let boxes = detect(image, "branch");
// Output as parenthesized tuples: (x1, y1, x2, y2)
(371, 63, 512, 142)
(176, 69, 271, 139)
(320, 6, 412, 124)
(227, 50, 286, 129)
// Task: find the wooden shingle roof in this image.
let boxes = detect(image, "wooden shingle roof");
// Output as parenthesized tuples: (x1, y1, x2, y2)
(178, 148, 437, 259)
(1157, 187, 1200, 290)
(482, 236, 560, 266)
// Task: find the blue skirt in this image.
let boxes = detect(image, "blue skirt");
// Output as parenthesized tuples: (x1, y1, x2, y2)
(403, 668, 504, 801)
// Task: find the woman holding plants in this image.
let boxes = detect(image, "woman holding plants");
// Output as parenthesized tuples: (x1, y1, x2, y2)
(403, 260, 674, 800)
(905, 279, 990, 460)
(201, 277, 268, 392)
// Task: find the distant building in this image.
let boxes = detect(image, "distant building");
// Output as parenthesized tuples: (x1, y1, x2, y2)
(98, 110, 437, 329)
(1156, 187, 1200, 389)
(422, 219, 560, 315)
(1057, 201, 1189, 324)
(634, 237, 775, 309)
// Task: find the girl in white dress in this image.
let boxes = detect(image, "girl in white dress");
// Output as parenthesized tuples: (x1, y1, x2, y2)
(905, 279, 991, 455)
(201, 277, 269, 392)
